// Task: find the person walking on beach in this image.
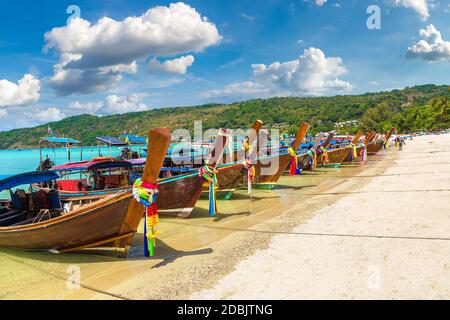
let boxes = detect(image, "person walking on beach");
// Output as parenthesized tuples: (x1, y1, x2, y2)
(398, 137, 406, 151)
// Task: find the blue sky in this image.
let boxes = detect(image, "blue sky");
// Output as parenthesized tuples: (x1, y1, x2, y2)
(0, 0, 449, 130)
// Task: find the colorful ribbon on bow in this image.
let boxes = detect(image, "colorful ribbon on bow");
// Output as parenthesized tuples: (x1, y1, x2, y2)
(243, 158, 255, 194)
(319, 146, 329, 165)
(347, 143, 357, 161)
(306, 149, 316, 171)
(132, 179, 159, 257)
(199, 163, 218, 217)
(243, 140, 252, 155)
(360, 143, 367, 162)
(288, 147, 300, 175)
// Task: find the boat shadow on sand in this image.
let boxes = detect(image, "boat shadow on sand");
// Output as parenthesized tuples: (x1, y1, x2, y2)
(128, 234, 214, 268)
(271, 184, 318, 191)
(0, 236, 214, 266)
(188, 206, 254, 222)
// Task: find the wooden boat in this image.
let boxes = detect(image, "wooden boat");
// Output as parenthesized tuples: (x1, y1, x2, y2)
(253, 122, 310, 184)
(326, 130, 362, 164)
(157, 129, 229, 218)
(311, 133, 335, 167)
(215, 120, 264, 190)
(346, 131, 377, 162)
(0, 128, 171, 254)
(367, 128, 395, 155)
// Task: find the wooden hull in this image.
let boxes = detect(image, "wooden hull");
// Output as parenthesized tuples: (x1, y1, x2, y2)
(253, 153, 292, 183)
(0, 192, 140, 252)
(157, 174, 203, 218)
(56, 165, 243, 219)
(216, 164, 246, 190)
(367, 141, 383, 155)
(342, 146, 364, 162)
(327, 148, 351, 164)
(305, 148, 349, 169)
(296, 153, 314, 172)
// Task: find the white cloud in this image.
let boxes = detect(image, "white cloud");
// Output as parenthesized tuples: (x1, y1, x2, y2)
(68, 101, 103, 114)
(315, 0, 327, 6)
(25, 107, 65, 123)
(148, 55, 195, 74)
(44, 2, 221, 95)
(240, 13, 256, 21)
(202, 47, 352, 100)
(67, 93, 150, 116)
(0, 109, 7, 118)
(0, 74, 40, 107)
(201, 81, 270, 100)
(406, 24, 450, 61)
(99, 93, 150, 115)
(392, 0, 431, 20)
(48, 53, 124, 95)
(99, 61, 138, 74)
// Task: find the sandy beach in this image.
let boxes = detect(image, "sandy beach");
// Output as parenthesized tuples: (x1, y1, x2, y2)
(192, 134, 450, 299)
(1, 134, 449, 300)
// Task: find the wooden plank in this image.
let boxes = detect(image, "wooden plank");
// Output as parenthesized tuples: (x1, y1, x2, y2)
(248, 120, 264, 161)
(60, 232, 135, 253)
(352, 130, 363, 144)
(385, 128, 396, 141)
(322, 133, 334, 149)
(292, 122, 311, 151)
(207, 129, 230, 168)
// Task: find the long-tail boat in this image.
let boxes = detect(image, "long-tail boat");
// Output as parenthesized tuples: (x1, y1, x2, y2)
(312, 132, 335, 167)
(50, 129, 234, 218)
(253, 122, 310, 184)
(367, 128, 395, 155)
(0, 128, 171, 254)
(327, 130, 363, 164)
(215, 120, 264, 191)
(342, 131, 376, 162)
(157, 129, 229, 218)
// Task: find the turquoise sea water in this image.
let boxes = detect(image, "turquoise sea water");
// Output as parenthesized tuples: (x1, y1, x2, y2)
(0, 146, 127, 199)
(0, 146, 128, 177)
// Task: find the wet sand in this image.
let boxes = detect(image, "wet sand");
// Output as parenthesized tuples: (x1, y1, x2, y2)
(1, 134, 448, 299)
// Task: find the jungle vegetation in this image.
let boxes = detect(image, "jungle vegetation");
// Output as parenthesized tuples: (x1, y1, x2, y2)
(0, 84, 448, 149)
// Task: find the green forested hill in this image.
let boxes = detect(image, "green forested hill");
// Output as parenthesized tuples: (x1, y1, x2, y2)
(1, 84, 449, 149)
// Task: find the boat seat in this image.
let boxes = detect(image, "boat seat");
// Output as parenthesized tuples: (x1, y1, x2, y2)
(0, 212, 28, 227)
(0, 206, 8, 215)
(11, 210, 62, 226)
(32, 189, 50, 210)
(11, 217, 37, 226)
(11, 190, 29, 211)
(0, 209, 22, 220)
(57, 179, 87, 192)
(104, 175, 121, 188)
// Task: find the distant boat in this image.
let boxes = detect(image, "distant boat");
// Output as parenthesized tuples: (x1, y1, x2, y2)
(367, 128, 396, 155)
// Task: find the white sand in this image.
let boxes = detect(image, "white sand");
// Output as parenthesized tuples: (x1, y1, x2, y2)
(191, 134, 450, 299)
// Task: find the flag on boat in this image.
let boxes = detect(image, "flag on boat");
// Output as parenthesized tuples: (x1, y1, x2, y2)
(48, 125, 54, 137)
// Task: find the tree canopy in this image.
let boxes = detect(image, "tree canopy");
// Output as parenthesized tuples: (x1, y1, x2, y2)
(0, 84, 448, 149)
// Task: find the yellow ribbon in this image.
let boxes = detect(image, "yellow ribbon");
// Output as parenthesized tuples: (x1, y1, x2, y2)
(347, 143, 357, 158)
(287, 147, 298, 161)
(320, 146, 328, 164)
